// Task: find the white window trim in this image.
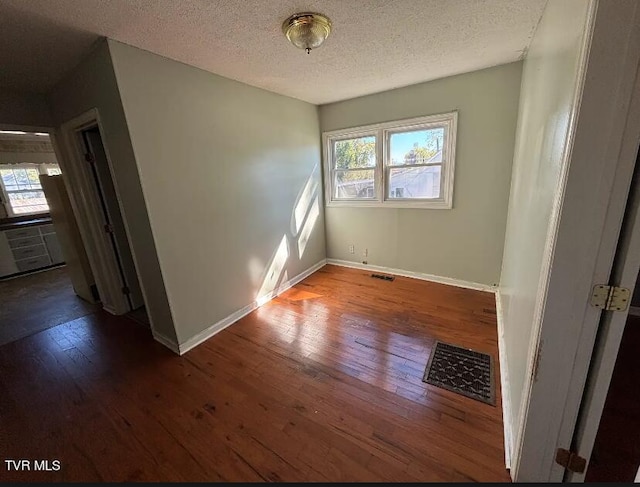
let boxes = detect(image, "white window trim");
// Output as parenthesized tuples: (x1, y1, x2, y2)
(322, 111, 457, 209)
(0, 162, 60, 217)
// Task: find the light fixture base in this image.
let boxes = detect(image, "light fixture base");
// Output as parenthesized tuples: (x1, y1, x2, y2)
(282, 12, 332, 54)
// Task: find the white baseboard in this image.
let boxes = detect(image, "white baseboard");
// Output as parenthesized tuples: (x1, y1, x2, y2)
(151, 256, 511, 470)
(152, 330, 180, 354)
(0, 262, 66, 281)
(175, 259, 327, 355)
(495, 289, 513, 473)
(177, 301, 256, 355)
(326, 258, 496, 292)
(102, 304, 118, 315)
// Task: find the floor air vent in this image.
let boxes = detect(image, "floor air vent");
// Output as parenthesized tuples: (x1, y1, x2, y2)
(423, 341, 495, 405)
(371, 273, 395, 281)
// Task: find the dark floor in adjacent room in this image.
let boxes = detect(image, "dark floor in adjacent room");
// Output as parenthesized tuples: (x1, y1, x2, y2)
(0, 264, 510, 482)
(586, 313, 640, 482)
(0, 266, 97, 346)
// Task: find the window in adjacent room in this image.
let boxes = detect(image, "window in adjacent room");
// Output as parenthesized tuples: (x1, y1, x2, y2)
(0, 163, 62, 216)
(323, 111, 457, 209)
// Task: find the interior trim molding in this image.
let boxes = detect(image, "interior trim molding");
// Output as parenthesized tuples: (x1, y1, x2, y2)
(326, 258, 496, 292)
(175, 259, 328, 355)
(101, 304, 119, 315)
(510, 0, 600, 479)
(56, 108, 132, 316)
(495, 289, 513, 473)
(151, 330, 180, 355)
(322, 112, 457, 210)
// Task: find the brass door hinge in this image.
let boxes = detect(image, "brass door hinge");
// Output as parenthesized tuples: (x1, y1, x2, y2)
(590, 285, 630, 311)
(555, 447, 586, 473)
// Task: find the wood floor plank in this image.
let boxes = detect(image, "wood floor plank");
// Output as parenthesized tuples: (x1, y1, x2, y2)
(0, 264, 510, 482)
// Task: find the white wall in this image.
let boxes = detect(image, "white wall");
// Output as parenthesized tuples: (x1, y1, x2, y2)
(0, 153, 57, 164)
(0, 139, 57, 164)
(108, 40, 326, 346)
(319, 63, 522, 286)
(0, 89, 52, 129)
(498, 0, 593, 467)
(48, 41, 178, 343)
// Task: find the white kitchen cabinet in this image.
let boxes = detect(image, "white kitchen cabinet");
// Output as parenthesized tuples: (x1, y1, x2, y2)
(0, 221, 65, 278)
(0, 232, 18, 277)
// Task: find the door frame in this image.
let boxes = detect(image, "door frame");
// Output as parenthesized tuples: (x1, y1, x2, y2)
(568, 144, 640, 482)
(52, 108, 134, 315)
(565, 51, 640, 484)
(513, 0, 640, 481)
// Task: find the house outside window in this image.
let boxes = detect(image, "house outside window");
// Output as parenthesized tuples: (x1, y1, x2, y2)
(323, 112, 457, 209)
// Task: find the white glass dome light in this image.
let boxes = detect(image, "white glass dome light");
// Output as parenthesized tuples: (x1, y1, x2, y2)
(282, 12, 332, 54)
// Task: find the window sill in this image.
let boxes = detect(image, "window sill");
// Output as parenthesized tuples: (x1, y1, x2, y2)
(326, 200, 452, 210)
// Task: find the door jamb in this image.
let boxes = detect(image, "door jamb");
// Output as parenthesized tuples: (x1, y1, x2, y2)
(566, 55, 640, 483)
(53, 108, 130, 315)
(513, 1, 640, 481)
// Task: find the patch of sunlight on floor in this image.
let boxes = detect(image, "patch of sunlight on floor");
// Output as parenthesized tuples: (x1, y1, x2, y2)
(285, 288, 323, 301)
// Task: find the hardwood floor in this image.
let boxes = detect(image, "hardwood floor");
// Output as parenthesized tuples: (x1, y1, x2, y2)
(0, 266, 97, 346)
(0, 264, 510, 482)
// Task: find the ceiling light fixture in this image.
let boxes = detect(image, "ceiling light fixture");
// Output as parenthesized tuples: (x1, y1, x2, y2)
(282, 12, 332, 54)
(0, 130, 28, 135)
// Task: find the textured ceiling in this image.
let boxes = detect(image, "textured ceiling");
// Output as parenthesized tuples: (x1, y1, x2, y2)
(0, 0, 546, 105)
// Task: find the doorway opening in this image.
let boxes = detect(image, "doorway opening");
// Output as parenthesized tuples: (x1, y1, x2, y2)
(55, 109, 151, 326)
(0, 128, 98, 345)
(79, 126, 145, 319)
(0, 113, 154, 347)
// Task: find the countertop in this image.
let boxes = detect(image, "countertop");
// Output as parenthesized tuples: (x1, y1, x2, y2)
(0, 216, 52, 232)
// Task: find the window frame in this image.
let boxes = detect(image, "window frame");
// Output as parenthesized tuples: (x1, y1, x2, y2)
(327, 129, 382, 204)
(0, 163, 60, 217)
(323, 111, 457, 209)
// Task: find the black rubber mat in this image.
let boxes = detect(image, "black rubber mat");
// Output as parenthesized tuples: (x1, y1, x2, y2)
(422, 341, 495, 405)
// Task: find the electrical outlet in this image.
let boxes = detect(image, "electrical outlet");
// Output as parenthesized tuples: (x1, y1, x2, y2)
(349, 244, 355, 254)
